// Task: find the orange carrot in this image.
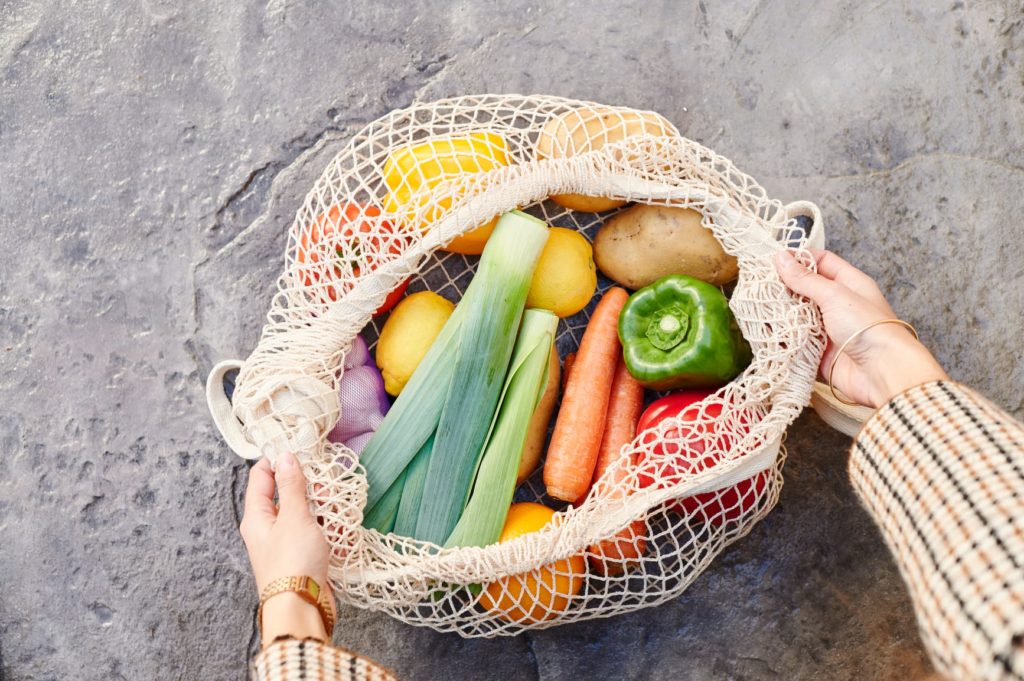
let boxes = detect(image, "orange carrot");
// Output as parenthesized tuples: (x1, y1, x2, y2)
(592, 360, 645, 488)
(590, 518, 648, 576)
(544, 287, 629, 503)
(588, 357, 648, 575)
(560, 352, 576, 393)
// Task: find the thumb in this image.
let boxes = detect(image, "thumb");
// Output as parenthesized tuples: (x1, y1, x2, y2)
(275, 451, 311, 517)
(775, 250, 837, 304)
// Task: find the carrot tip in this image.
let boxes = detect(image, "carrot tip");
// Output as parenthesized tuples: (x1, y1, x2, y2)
(546, 486, 581, 503)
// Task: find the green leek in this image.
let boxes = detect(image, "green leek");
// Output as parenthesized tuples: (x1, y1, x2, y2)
(413, 211, 550, 544)
(359, 298, 468, 511)
(362, 468, 406, 534)
(392, 433, 434, 537)
(445, 309, 557, 548)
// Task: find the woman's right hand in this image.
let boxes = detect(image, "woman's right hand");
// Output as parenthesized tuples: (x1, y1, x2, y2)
(775, 249, 948, 408)
(240, 452, 335, 646)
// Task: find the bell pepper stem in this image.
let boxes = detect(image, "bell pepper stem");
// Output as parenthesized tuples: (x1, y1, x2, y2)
(645, 304, 689, 351)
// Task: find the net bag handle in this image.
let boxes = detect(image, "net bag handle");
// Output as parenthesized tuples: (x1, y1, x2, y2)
(809, 382, 875, 437)
(206, 359, 263, 460)
(781, 201, 874, 437)
(205, 359, 340, 465)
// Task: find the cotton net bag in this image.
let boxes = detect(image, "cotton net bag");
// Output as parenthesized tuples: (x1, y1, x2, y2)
(206, 94, 832, 637)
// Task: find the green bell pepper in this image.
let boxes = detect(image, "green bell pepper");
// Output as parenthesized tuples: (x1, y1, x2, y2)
(618, 274, 751, 391)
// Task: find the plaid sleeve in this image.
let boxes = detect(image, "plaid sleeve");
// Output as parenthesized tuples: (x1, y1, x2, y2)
(850, 380, 1024, 681)
(252, 639, 398, 681)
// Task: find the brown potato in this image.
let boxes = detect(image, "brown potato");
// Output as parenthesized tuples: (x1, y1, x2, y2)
(593, 205, 739, 289)
(535, 107, 677, 212)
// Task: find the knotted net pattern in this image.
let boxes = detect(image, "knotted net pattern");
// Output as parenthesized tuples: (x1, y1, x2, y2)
(225, 95, 825, 637)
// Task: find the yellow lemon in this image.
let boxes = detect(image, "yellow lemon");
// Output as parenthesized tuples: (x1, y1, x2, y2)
(479, 503, 586, 624)
(375, 291, 454, 396)
(526, 227, 597, 318)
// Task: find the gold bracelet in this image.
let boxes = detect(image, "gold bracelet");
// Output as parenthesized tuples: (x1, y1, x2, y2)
(257, 575, 335, 641)
(828, 319, 919, 406)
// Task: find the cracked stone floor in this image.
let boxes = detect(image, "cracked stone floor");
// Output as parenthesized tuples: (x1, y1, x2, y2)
(2, 1, 1023, 679)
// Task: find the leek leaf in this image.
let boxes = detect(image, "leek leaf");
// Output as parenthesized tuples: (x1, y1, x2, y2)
(413, 211, 550, 544)
(445, 309, 557, 548)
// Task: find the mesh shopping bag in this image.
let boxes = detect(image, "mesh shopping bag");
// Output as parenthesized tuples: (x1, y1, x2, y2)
(206, 94, 838, 637)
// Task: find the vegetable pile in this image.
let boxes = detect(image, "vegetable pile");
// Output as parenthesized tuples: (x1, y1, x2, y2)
(322, 109, 758, 621)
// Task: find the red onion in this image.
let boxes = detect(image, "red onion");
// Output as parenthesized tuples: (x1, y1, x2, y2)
(329, 342, 390, 447)
(342, 431, 375, 456)
(343, 335, 372, 370)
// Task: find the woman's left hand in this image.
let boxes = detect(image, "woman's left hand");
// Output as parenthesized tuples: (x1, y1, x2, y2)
(240, 451, 336, 646)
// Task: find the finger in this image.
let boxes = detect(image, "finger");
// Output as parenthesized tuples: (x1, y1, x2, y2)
(819, 342, 842, 384)
(243, 458, 278, 526)
(808, 250, 860, 281)
(275, 451, 312, 519)
(809, 249, 886, 302)
(775, 250, 841, 305)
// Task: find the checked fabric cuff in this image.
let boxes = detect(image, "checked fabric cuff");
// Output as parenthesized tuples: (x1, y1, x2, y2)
(850, 380, 1024, 681)
(252, 638, 398, 681)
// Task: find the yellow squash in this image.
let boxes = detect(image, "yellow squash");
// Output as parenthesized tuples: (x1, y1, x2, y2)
(382, 132, 511, 254)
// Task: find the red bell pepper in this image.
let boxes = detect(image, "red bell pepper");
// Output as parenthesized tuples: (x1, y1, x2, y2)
(296, 202, 411, 315)
(636, 389, 768, 524)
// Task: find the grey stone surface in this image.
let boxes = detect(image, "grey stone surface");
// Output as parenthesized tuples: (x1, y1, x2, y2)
(2, 1, 1022, 679)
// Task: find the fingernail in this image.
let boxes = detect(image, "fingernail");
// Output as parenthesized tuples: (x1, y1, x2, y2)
(278, 451, 297, 470)
(776, 250, 797, 269)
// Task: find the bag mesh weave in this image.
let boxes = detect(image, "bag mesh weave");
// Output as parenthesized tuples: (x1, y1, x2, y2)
(223, 94, 825, 637)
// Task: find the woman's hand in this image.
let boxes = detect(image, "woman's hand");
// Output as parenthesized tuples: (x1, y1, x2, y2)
(240, 451, 335, 646)
(775, 249, 948, 408)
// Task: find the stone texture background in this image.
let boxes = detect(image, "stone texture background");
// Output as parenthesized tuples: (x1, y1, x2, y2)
(2, 1, 1022, 679)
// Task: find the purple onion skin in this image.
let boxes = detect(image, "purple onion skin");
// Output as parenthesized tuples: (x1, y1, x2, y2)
(343, 335, 372, 370)
(328, 357, 390, 444)
(342, 431, 375, 455)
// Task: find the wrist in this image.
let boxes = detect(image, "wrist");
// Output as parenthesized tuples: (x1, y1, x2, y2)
(867, 332, 948, 406)
(260, 592, 328, 647)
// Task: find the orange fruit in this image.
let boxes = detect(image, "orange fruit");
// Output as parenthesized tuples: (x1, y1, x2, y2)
(479, 503, 586, 623)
